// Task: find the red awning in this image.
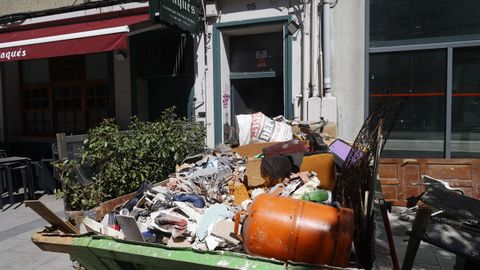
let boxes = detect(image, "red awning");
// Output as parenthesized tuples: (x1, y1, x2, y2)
(0, 13, 149, 62)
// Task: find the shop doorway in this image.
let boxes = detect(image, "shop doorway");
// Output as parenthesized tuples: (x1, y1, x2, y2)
(229, 31, 284, 118)
(131, 28, 194, 120)
(213, 17, 293, 144)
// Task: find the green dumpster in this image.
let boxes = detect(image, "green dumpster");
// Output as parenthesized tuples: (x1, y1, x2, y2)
(32, 233, 349, 269)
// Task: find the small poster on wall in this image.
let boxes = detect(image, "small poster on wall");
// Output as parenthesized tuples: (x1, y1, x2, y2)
(256, 50, 268, 70)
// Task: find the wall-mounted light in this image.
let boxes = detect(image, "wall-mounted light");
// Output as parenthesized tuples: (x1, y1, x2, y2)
(287, 20, 300, 35)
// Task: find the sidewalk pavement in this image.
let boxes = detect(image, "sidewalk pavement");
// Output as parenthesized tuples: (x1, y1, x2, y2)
(0, 193, 72, 270)
(388, 206, 456, 270)
(0, 193, 457, 270)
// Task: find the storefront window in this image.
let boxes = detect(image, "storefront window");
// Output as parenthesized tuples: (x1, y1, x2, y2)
(21, 54, 112, 135)
(131, 29, 194, 119)
(452, 47, 480, 157)
(369, 50, 446, 157)
(370, 0, 480, 44)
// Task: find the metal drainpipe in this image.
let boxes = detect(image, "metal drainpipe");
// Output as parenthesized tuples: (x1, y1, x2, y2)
(302, 0, 310, 120)
(310, 0, 319, 97)
(322, 0, 332, 97)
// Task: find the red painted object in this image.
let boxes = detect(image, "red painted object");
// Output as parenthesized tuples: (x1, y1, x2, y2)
(235, 194, 354, 267)
(262, 139, 308, 157)
(0, 13, 148, 62)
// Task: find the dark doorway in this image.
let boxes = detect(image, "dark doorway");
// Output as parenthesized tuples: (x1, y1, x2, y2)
(229, 31, 284, 118)
(231, 77, 283, 117)
(131, 28, 194, 120)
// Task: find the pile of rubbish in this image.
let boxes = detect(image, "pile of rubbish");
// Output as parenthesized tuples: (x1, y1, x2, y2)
(26, 106, 405, 269)
(34, 112, 357, 267)
(79, 147, 336, 252)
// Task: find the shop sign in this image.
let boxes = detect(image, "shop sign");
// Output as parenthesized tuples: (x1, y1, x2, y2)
(150, 0, 199, 34)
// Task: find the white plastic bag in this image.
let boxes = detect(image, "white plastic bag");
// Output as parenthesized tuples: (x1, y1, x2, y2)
(236, 112, 292, 146)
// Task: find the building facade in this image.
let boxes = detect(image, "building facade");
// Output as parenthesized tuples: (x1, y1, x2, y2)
(195, 0, 364, 146)
(3, 0, 477, 204)
(369, 0, 480, 204)
(0, 0, 365, 158)
(0, 1, 196, 158)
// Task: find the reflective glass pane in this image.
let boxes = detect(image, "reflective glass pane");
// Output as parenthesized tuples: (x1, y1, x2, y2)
(370, 0, 480, 43)
(369, 50, 446, 157)
(452, 47, 480, 157)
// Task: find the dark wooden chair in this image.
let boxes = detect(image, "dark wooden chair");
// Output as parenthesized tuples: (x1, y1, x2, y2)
(402, 175, 480, 270)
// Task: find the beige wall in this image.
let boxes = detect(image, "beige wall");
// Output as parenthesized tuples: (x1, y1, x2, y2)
(0, 0, 106, 16)
(331, 0, 366, 141)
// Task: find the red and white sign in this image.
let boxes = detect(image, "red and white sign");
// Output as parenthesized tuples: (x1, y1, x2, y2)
(255, 50, 268, 69)
(0, 13, 149, 62)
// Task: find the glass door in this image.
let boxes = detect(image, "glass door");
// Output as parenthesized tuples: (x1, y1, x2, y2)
(369, 49, 447, 157)
(452, 47, 480, 157)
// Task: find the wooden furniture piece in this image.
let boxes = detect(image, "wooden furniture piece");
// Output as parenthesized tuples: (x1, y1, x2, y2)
(25, 200, 79, 234)
(378, 158, 480, 206)
(402, 175, 480, 270)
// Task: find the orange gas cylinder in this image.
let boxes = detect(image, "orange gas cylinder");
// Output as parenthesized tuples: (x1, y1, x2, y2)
(234, 193, 354, 267)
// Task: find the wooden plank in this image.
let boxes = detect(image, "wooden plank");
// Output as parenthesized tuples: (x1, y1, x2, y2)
(56, 133, 68, 161)
(95, 192, 135, 222)
(471, 159, 480, 200)
(233, 142, 281, 158)
(300, 153, 336, 190)
(31, 232, 76, 253)
(374, 177, 399, 270)
(64, 133, 89, 143)
(402, 204, 433, 270)
(379, 158, 480, 205)
(378, 163, 398, 179)
(25, 200, 79, 234)
(381, 185, 399, 203)
(245, 158, 266, 187)
(425, 164, 472, 180)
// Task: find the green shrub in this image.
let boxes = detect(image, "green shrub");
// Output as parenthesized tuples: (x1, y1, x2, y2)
(54, 108, 206, 210)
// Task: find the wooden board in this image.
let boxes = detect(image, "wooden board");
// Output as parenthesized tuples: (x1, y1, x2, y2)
(378, 158, 480, 206)
(300, 153, 336, 190)
(245, 159, 266, 187)
(233, 142, 280, 158)
(25, 200, 79, 234)
(95, 192, 135, 221)
(31, 232, 76, 254)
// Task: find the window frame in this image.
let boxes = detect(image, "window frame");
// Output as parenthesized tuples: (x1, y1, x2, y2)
(22, 80, 110, 136)
(367, 0, 480, 158)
